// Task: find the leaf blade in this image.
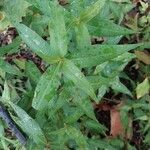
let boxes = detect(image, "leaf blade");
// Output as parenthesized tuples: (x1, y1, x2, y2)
(15, 23, 61, 64)
(136, 78, 150, 99)
(78, 0, 106, 24)
(49, 2, 68, 56)
(70, 44, 141, 68)
(62, 59, 97, 101)
(9, 102, 46, 144)
(89, 18, 135, 37)
(32, 64, 61, 110)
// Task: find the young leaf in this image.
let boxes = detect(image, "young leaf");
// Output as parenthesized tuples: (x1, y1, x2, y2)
(49, 1, 68, 56)
(136, 78, 150, 99)
(32, 64, 61, 110)
(34, 0, 68, 57)
(9, 102, 46, 144)
(97, 85, 107, 100)
(62, 59, 97, 102)
(78, 0, 106, 24)
(0, 11, 11, 31)
(2, 81, 10, 101)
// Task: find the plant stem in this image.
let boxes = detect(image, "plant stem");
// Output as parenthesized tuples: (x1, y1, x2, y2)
(0, 105, 26, 145)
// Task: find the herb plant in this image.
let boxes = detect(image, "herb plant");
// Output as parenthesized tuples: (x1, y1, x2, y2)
(0, 0, 150, 149)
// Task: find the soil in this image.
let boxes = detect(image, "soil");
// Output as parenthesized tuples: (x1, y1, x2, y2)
(0, 28, 45, 72)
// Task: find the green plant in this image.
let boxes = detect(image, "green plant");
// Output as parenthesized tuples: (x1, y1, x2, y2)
(0, 0, 150, 149)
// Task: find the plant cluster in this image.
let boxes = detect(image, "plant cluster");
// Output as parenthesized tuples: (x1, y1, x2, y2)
(0, 0, 150, 149)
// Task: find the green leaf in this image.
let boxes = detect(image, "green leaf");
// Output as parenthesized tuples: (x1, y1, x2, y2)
(33, 1, 68, 57)
(49, 1, 68, 56)
(78, 98, 96, 120)
(75, 23, 91, 50)
(61, 85, 96, 120)
(0, 59, 22, 76)
(25, 61, 41, 85)
(65, 126, 89, 149)
(1, 140, 9, 150)
(69, 0, 85, 17)
(62, 59, 97, 101)
(9, 102, 46, 144)
(145, 132, 150, 143)
(112, 77, 132, 96)
(32, 63, 61, 110)
(25, 0, 39, 8)
(100, 61, 126, 78)
(2, 81, 10, 101)
(15, 23, 50, 55)
(88, 139, 116, 150)
(0, 121, 4, 137)
(4, 0, 30, 23)
(15, 23, 60, 63)
(30, 15, 49, 36)
(78, 0, 106, 24)
(0, 37, 21, 56)
(87, 75, 111, 90)
(70, 44, 141, 68)
(72, 90, 96, 120)
(84, 119, 107, 134)
(65, 107, 84, 123)
(32, 0, 51, 16)
(97, 85, 107, 100)
(14, 59, 25, 70)
(0, 11, 11, 31)
(49, 88, 71, 116)
(89, 18, 135, 36)
(109, 1, 133, 22)
(136, 78, 150, 99)
(105, 36, 122, 44)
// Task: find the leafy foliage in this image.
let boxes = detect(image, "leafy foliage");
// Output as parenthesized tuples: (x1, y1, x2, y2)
(0, 0, 150, 149)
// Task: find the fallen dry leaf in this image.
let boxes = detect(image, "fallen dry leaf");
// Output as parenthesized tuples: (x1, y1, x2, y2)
(110, 103, 132, 139)
(110, 107, 124, 137)
(94, 101, 132, 138)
